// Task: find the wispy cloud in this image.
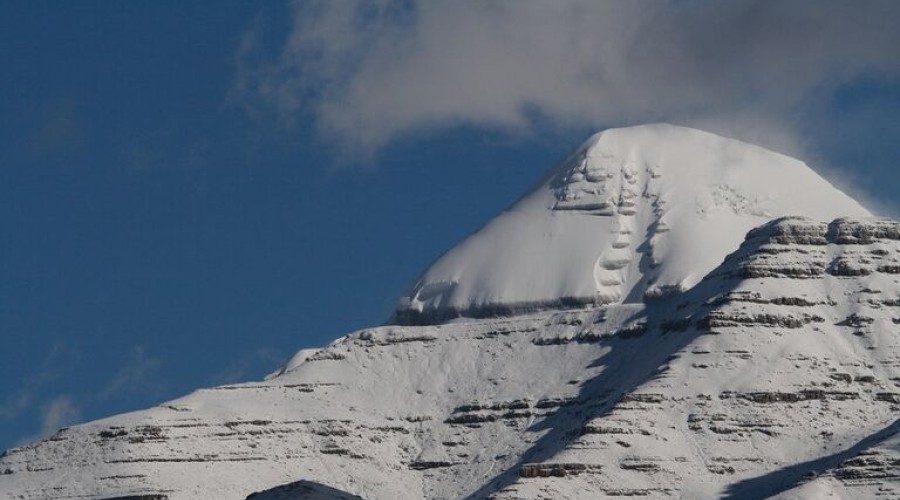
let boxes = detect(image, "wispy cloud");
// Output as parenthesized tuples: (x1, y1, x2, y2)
(37, 395, 81, 438)
(30, 98, 87, 158)
(99, 346, 163, 400)
(3, 344, 166, 449)
(12, 395, 82, 447)
(232, 1, 900, 160)
(208, 347, 282, 385)
(0, 342, 77, 420)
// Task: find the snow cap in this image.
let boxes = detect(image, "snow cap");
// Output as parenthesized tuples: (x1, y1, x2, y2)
(394, 124, 870, 324)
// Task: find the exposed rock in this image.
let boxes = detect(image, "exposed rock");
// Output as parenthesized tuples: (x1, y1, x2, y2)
(721, 390, 859, 403)
(838, 313, 875, 328)
(519, 463, 600, 478)
(101, 496, 168, 500)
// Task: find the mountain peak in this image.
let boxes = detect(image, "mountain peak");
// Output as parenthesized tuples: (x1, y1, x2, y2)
(394, 124, 870, 324)
(3, 125, 898, 500)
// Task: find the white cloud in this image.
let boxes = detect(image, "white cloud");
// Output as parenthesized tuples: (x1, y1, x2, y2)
(38, 395, 80, 438)
(232, 1, 900, 159)
(99, 346, 162, 400)
(13, 395, 82, 447)
(31, 99, 86, 157)
(0, 342, 76, 420)
(3, 344, 164, 448)
(208, 347, 282, 385)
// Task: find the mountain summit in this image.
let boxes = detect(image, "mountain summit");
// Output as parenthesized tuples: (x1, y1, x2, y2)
(1, 125, 897, 500)
(396, 124, 869, 324)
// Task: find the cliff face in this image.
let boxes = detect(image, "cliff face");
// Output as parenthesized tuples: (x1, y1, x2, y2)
(1, 127, 897, 500)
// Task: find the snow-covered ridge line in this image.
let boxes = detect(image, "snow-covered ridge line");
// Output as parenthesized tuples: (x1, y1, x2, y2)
(744, 216, 900, 245)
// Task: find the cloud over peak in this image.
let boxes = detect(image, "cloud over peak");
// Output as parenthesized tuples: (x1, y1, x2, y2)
(233, 0, 900, 158)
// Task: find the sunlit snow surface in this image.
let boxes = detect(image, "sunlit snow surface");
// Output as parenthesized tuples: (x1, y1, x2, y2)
(396, 124, 869, 324)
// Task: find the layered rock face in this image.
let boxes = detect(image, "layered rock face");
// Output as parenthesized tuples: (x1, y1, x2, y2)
(1, 127, 897, 500)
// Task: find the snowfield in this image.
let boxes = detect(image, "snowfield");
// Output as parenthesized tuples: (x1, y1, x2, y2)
(1, 125, 897, 500)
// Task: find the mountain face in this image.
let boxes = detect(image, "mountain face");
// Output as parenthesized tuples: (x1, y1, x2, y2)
(1, 125, 898, 500)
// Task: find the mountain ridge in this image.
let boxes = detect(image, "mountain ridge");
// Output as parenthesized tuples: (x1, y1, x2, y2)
(1, 126, 897, 500)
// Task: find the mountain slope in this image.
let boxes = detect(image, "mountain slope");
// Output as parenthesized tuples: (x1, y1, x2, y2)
(1, 126, 897, 500)
(484, 217, 900, 499)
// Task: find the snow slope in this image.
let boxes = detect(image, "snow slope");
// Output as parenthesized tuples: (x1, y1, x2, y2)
(1, 126, 897, 500)
(395, 124, 870, 324)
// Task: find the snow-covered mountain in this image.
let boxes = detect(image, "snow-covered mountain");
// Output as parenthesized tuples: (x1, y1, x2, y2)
(1, 125, 897, 500)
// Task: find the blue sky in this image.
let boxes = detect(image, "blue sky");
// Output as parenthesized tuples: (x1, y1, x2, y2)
(1, 1, 899, 450)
